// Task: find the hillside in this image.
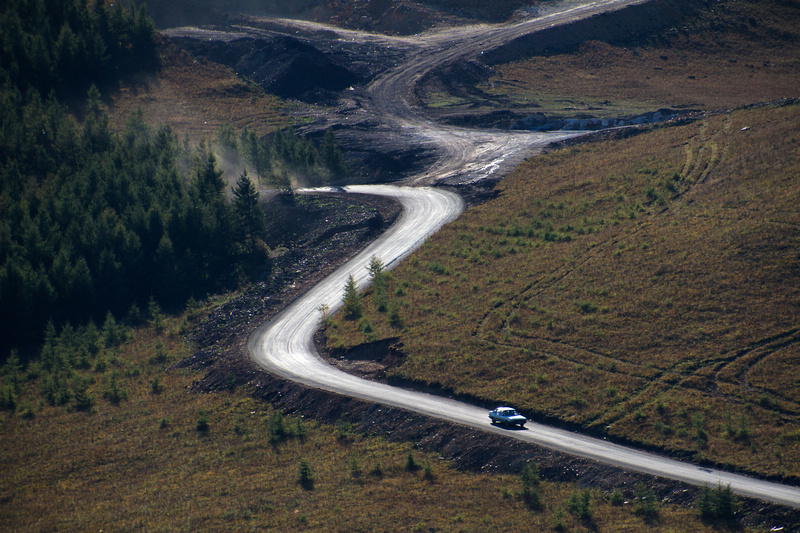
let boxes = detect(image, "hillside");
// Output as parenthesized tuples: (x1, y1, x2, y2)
(1, 317, 735, 531)
(109, 44, 292, 143)
(326, 0, 800, 480)
(2, 0, 799, 530)
(420, 0, 800, 124)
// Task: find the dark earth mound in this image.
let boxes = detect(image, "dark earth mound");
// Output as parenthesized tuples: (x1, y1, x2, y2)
(482, 0, 710, 64)
(173, 35, 360, 103)
(132, 0, 326, 29)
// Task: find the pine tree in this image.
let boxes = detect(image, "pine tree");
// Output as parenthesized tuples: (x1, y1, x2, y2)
(520, 461, 541, 510)
(81, 85, 109, 150)
(697, 483, 737, 522)
(697, 485, 714, 521)
(216, 123, 237, 151)
(2, 349, 22, 393)
(193, 150, 225, 205)
(321, 128, 344, 176)
(298, 459, 314, 490)
(713, 483, 736, 521)
(368, 255, 387, 312)
(367, 255, 386, 286)
(342, 274, 361, 320)
(232, 170, 263, 252)
(274, 169, 293, 195)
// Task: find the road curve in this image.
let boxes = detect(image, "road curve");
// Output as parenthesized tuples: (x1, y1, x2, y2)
(363, 0, 652, 185)
(248, 185, 464, 392)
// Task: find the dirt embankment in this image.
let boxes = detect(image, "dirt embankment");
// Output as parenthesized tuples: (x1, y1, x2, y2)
(482, 0, 710, 64)
(306, 0, 531, 34)
(172, 35, 360, 104)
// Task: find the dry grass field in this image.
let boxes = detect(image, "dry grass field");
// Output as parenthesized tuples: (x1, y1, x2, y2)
(327, 0, 800, 481)
(108, 44, 293, 141)
(2, 1, 799, 530)
(426, 0, 800, 119)
(0, 315, 722, 531)
(328, 101, 800, 480)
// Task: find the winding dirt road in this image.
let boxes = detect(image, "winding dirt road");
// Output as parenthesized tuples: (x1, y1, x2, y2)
(244, 1, 800, 509)
(363, 0, 651, 185)
(249, 185, 800, 508)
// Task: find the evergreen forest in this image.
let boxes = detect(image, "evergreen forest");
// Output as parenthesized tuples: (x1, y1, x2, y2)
(0, 1, 346, 353)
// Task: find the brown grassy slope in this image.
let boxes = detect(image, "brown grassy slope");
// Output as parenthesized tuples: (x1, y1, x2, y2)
(108, 44, 292, 141)
(0, 323, 720, 532)
(481, 0, 800, 115)
(326, 0, 800, 480)
(327, 101, 800, 479)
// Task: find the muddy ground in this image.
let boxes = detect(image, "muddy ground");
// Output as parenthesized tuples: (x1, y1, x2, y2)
(177, 181, 800, 531)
